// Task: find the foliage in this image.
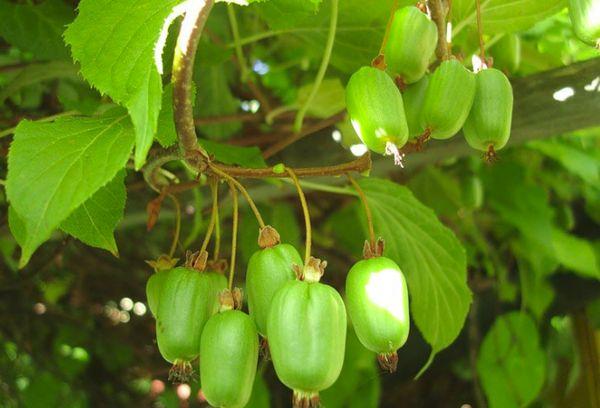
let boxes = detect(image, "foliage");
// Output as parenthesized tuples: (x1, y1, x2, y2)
(0, 0, 598, 407)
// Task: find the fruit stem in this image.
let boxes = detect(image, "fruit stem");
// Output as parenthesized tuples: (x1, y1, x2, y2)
(209, 163, 266, 228)
(287, 167, 312, 265)
(372, 0, 399, 68)
(429, 0, 450, 61)
(227, 181, 239, 290)
(167, 194, 182, 258)
(347, 174, 376, 252)
(212, 197, 221, 261)
(475, 0, 486, 63)
(199, 178, 219, 254)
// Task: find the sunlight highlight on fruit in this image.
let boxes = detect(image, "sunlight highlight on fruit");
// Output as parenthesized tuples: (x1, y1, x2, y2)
(365, 268, 409, 323)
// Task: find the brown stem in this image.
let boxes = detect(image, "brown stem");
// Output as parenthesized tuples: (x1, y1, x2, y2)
(213, 153, 371, 179)
(227, 182, 239, 290)
(172, 0, 214, 168)
(347, 174, 376, 251)
(194, 112, 261, 125)
(429, 0, 449, 61)
(262, 111, 346, 159)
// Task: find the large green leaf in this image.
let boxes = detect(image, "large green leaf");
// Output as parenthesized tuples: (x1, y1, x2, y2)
(64, 0, 184, 169)
(61, 170, 127, 256)
(453, 0, 567, 35)
(529, 139, 599, 185)
(0, 0, 73, 60)
(477, 312, 546, 408)
(359, 178, 472, 359)
(551, 228, 600, 279)
(6, 110, 135, 267)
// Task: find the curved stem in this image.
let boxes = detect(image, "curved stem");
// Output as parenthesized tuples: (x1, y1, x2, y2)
(183, 187, 204, 249)
(172, 0, 214, 164)
(347, 174, 375, 250)
(287, 168, 312, 265)
(227, 4, 251, 83)
(475, 0, 486, 61)
(227, 182, 239, 290)
(209, 164, 266, 228)
(167, 194, 182, 258)
(213, 189, 221, 261)
(293, 0, 338, 133)
(377, 0, 399, 56)
(200, 179, 219, 254)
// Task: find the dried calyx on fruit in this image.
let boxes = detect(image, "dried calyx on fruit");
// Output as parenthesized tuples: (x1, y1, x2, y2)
(345, 239, 410, 372)
(146, 250, 226, 383)
(419, 58, 476, 142)
(345, 66, 409, 165)
(463, 68, 514, 162)
(384, 6, 438, 87)
(267, 257, 347, 408)
(200, 289, 259, 408)
(246, 225, 302, 337)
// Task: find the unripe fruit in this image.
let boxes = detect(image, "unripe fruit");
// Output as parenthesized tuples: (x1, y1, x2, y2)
(402, 75, 429, 139)
(420, 59, 476, 140)
(490, 34, 521, 73)
(569, 0, 600, 48)
(462, 176, 484, 210)
(153, 267, 226, 380)
(200, 309, 259, 408)
(384, 6, 438, 85)
(463, 68, 513, 158)
(267, 262, 347, 408)
(247, 243, 302, 336)
(345, 256, 409, 372)
(146, 269, 168, 317)
(345, 66, 409, 164)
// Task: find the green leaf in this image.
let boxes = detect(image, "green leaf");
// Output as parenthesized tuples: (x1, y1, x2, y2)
(199, 139, 267, 168)
(0, 61, 79, 105)
(64, 0, 184, 169)
(256, 0, 322, 30)
(477, 311, 546, 408)
(408, 166, 464, 217)
(0, 0, 73, 60)
(61, 170, 127, 256)
(359, 178, 472, 356)
(6, 110, 134, 267)
(269, 202, 301, 250)
(453, 0, 567, 35)
(551, 228, 600, 279)
(529, 139, 599, 185)
(195, 64, 242, 139)
(296, 78, 345, 119)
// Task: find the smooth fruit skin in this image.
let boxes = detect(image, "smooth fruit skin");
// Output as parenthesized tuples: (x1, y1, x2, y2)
(345, 66, 409, 154)
(384, 6, 438, 84)
(155, 267, 227, 363)
(420, 59, 476, 140)
(146, 270, 169, 317)
(569, 0, 600, 47)
(200, 310, 259, 408)
(402, 75, 429, 139)
(247, 243, 302, 336)
(463, 68, 513, 152)
(267, 280, 347, 396)
(345, 257, 409, 355)
(490, 34, 521, 73)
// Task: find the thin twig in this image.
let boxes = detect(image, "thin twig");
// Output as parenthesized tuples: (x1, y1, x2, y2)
(194, 112, 260, 125)
(287, 168, 312, 265)
(263, 111, 346, 159)
(172, 0, 214, 166)
(227, 182, 239, 290)
(213, 189, 221, 261)
(209, 164, 266, 228)
(475, 0, 486, 61)
(293, 0, 339, 133)
(167, 194, 182, 258)
(199, 179, 219, 254)
(347, 174, 375, 250)
(227, 4, 251, 83)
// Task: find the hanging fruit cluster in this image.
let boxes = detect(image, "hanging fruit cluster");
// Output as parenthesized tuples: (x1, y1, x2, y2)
(346, 5, 515, 164)
(145, 167, 411, 408)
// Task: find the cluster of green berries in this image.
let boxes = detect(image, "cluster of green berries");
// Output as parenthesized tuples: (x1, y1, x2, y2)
(147, 227, 410, 408)
(345, 6, 514, 164)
